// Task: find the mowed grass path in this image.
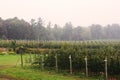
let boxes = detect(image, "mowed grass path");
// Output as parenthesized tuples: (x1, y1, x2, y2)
(0, 55, 97, 80)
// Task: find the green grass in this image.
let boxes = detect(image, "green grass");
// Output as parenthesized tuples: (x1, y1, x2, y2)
(0, 67, 80, 80)
(0, 54, 20, 66)
(0, 54, 98, 80)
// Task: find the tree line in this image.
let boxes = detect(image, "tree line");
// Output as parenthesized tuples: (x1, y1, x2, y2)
(0, 17, 120, 40)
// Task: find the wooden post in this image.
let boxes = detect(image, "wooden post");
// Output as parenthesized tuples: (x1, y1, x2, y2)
(104, 57, 108, 80)
(55, 53, 58, 72)
(85, 56, 88, 77)
(69, 55, 72, 74)
(20, 48, 23, 68)
(41, 54, 44, 70)
(29, 52, 32, 65)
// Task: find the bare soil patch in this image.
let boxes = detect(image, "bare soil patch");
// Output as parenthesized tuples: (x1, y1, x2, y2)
(0, 75, 17, 80)
(0, 48, 7, 52)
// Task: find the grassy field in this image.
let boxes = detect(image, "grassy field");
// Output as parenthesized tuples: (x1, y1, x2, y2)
(0, 54, 98, 80)
(0, 55, 20, 66)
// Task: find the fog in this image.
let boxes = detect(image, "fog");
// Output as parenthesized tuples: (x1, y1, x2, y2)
(0, 17, 120, 40)
(0, 0, 120, 26)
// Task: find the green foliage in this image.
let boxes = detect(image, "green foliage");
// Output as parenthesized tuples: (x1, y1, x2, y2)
(10, 40, 16, 51)
(0, 52, 7, 55)
(0, 55, 98, 80)
(0, 40, 120, 78)
(31, 41, 120, 77)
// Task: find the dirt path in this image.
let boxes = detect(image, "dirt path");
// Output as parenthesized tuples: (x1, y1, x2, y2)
(0, 65, 17, 80)
(0, 75, 17, 80)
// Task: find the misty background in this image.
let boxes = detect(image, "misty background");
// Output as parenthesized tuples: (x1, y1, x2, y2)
(1, 0, 120, 26)
(0, 17, 120, 40)
(0, 0, 120, 40)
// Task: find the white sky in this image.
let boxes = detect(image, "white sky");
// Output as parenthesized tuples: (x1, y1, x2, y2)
(0, 0, 120, 27)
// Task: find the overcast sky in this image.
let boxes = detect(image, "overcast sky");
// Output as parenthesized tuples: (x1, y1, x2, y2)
(0, 0, 120, 27)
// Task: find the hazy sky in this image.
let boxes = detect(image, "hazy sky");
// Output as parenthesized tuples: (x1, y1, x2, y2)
(0, 0, 120, 27)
